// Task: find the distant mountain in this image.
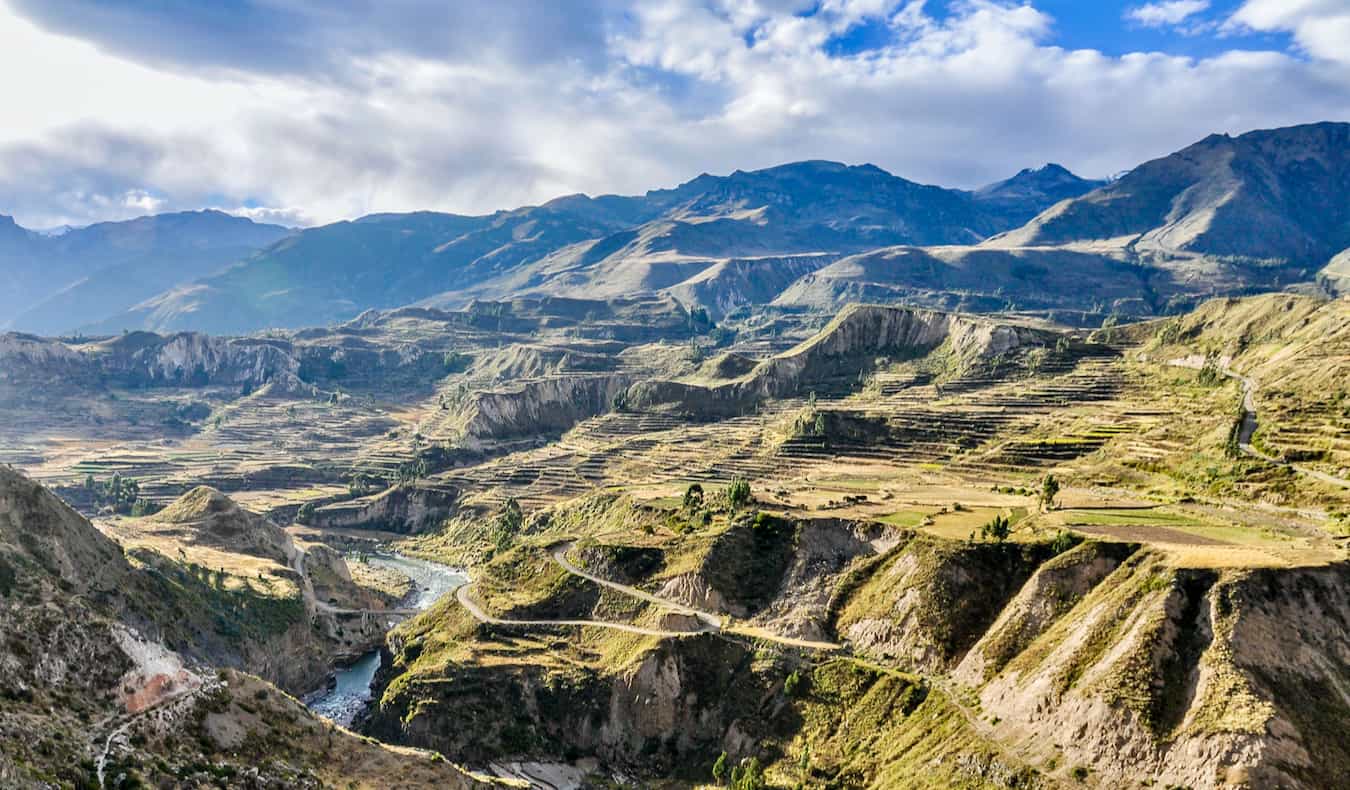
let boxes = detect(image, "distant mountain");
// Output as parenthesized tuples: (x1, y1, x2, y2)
(73, 123, 1350, 335)
(102, 161, 1079, 334)
(0, 210, 290, 334)
(991, 122, 1350, 264)
(1321, 248, 1350, 297)
(972, 163, 1106, 226)
(782, 123, 1350, 321)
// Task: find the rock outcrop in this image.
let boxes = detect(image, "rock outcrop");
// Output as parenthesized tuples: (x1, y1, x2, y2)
(628, 304, 1054, 416)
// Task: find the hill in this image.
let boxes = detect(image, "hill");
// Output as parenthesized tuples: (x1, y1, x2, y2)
(0, 210, 290, 335)
(0, 466, 501, 788)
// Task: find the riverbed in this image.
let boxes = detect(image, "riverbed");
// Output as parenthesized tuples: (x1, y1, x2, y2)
(305, 553, 465, 726)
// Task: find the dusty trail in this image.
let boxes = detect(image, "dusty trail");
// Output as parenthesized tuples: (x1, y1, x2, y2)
(551, 542, 723, 630)
(454, 583, 692, 638)
(1169, 358, 1350, 490)
(452, 541, 840, 650)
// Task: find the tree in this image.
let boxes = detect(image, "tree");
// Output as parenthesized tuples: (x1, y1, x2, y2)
(501, 497, 523, 532)
(683, 483, 705, 511)
(711, 751, 728, 785)
(1050, 529, 1076, 554)
(980, 514, 1011, 542)
(726, 478, 752, 511)
(1039, 474, 1060, 512)
(297, 502, 316, 524)
(732, 757, 765, 790)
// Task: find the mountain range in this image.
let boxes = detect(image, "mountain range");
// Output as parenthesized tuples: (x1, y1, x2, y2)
(4, 121, 1348, 337)
(0, 210, 290, 335)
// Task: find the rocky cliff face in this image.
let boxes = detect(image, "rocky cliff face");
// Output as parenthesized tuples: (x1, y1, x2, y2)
(0, 324, 464, 399)
(364, 490, 1350, 788)
(456, 373, 633, 447)
(972, 554, 1350, 789)
(312, 482, 461, 533)
(628, 304, 1054, 416)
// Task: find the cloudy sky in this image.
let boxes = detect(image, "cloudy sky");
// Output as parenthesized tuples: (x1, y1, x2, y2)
(2, 0, 1348, 229)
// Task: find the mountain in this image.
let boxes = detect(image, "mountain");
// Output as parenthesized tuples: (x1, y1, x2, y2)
(991, 122, 1350, 264)
(784, 123, 1350, 321)
(94, 161, 1077, 334)
(70, 123, 1350, 335)
(0, 467, 495, 788)
(972, 163, 1107, 226)
(0, 210, 290, 335)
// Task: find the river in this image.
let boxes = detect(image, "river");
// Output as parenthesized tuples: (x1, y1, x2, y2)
(304, 553, 465, 726)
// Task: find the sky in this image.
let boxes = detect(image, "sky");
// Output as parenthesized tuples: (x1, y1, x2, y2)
(1, 0, 1348, 229)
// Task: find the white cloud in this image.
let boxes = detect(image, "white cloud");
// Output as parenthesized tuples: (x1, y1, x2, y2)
(1229, 0, 1350, 65)
(1126, 1, 1210, 27)
(0, 0, 1348, 230)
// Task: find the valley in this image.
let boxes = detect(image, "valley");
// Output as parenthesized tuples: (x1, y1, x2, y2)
(1, 120, 1349, 789)
(1, 284, 1347, 788)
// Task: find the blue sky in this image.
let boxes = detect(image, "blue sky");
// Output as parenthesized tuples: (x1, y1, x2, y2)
(0, 0, 1347, 228)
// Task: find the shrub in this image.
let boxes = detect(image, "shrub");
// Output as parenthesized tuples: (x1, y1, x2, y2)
(726, 478, 752, 510)
(1050, 529, 1076, 554)
(712, 751, 728, 785)
(980, 514, 1011, 542)
(1039, 474, 1060, 511)
(297, 502, 315, 524)
(683, 483, 705, 510)
(731, 757, 766, 790)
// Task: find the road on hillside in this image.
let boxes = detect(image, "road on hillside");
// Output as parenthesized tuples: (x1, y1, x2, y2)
(1169, 358, 1350, 490)
(450, 542, 840, 650)
(454, 583, 692, 638)
(550, 542, 840, 649)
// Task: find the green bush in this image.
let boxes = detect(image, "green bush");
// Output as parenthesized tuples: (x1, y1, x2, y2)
(683, 483, 705, 510)
(980, 514, 1011, 542)
(727, 478, 752, 510)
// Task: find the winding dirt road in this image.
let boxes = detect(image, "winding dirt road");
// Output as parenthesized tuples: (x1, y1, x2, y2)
(454, 583, 693, 638)
(451, 541, 840, 651)
(1169, 358, 1350, 490)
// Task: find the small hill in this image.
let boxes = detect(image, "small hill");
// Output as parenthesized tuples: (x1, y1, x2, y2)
(0, 464, 130, 595)
(149, 486, 294, 564)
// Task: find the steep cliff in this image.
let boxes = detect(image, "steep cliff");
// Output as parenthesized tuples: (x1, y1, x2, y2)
(627, 304, 1056, 416)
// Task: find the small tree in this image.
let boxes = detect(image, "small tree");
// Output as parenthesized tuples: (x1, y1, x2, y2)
(783, 669, 802, 697)
(711, 751, 728, 785)
(732, 757, 765, 790)
(726, 478, 752, 511)
(297, 502, 316, 524)
(980, 514, 1011, 542)
(1039, 474, 1060, 512)
(683, 483, 705, 511)
(501, 497, 523, 533)
(1050, 529, 1076, 554)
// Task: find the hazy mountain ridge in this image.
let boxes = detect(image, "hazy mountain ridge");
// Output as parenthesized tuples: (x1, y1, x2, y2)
(13, 122, 1350, 337)
(88, 160, 1091, 334)
(0, 210, 290, 335)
